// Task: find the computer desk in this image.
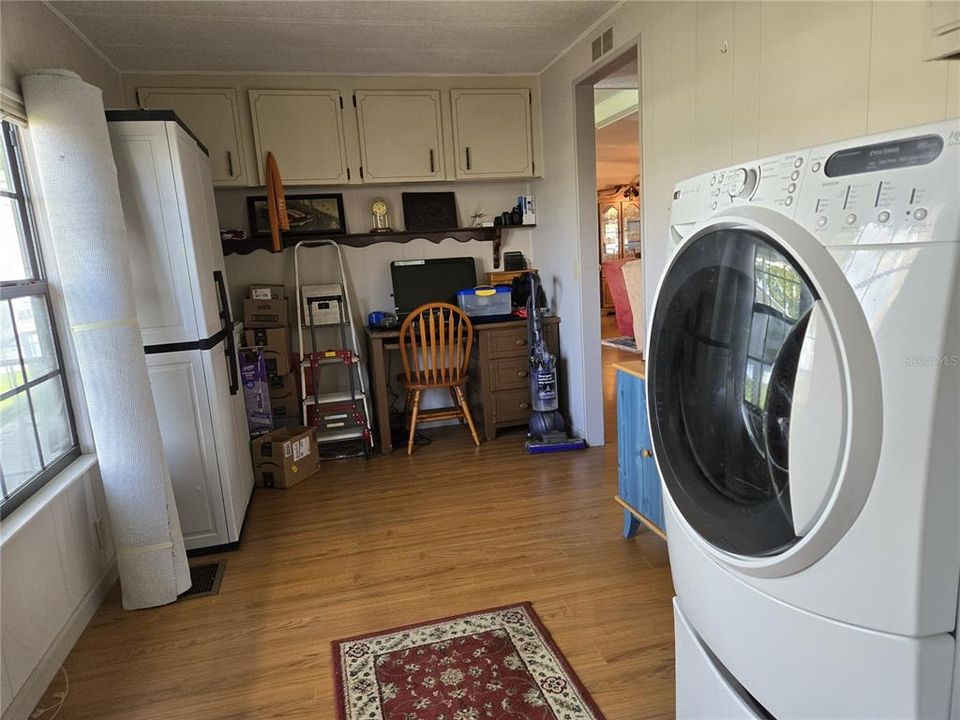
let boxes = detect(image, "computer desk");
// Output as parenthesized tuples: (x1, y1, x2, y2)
(365, 315, 561, 453)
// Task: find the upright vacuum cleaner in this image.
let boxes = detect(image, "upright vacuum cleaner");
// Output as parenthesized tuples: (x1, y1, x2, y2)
(524, 272, 587, 454)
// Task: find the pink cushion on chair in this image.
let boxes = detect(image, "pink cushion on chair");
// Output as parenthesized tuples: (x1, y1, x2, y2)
(602, 259, 634, 336)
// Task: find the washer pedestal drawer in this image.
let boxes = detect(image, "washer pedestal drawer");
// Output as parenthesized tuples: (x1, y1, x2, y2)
(675, 598, 766, 720)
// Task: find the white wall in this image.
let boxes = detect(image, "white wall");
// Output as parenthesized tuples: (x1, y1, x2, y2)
(0, 1, 123, 107)
(534, 0, 960, 441)
(1, 460, 117, 720)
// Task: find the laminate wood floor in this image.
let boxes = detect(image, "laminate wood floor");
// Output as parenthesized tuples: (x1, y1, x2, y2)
(36, 428, 675, 719)
(601, 313, 643, 443)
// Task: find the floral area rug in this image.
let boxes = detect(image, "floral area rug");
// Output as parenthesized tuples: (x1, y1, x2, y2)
(333, 602, 605, 720)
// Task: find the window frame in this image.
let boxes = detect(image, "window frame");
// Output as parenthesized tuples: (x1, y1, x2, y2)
(1, 119, 80, 519)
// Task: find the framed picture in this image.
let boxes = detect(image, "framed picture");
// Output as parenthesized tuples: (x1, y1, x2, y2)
(247, 193, 346, 238)
(402, 191, 458, 231)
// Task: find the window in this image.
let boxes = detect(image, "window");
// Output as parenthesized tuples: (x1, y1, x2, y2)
(0, 120, 79, 518)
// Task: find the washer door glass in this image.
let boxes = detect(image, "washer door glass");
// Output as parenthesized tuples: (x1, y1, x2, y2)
(649, 229, 818, 557)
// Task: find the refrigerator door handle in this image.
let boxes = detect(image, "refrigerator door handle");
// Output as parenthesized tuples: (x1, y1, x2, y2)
(213, 270, 239, 395)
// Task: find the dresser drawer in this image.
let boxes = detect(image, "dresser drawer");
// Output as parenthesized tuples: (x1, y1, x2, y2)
(490, 357, 530, 391)
(492, 388, 532, 423)
(487, 327, 529, 357)
(485, 324, 559, 359)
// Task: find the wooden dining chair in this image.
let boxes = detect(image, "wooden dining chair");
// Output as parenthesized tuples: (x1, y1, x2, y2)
(398, 302, 480, 455)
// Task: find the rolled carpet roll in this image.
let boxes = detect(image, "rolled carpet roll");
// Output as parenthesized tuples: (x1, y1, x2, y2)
(22, 69, 190, 610)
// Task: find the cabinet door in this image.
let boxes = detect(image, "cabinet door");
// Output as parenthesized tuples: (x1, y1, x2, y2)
(617, 372, 642, 513)
(621, 201, 641, 258)
(355, 90, 445, 182)
(137, 87, 246, 186)
(200, 340, 253, 543)
(248, 89, 348, 186)
(599, 203, 621, 263)
(109, 121, 199, 346)
(616, 372, 664, 534)
(145, 349, 228, 550)
(923, 0, 960, 59)
(166, 123, 222, 339)
(451, 89, 534, 179)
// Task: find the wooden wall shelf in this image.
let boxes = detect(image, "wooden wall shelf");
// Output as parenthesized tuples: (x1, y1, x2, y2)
(221, 225, 536, 268)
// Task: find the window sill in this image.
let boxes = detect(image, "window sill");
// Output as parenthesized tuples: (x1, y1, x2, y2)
(0, 454, 99, 545)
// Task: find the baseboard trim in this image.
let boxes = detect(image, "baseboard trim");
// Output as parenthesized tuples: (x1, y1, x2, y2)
(2, 561, 118, 720)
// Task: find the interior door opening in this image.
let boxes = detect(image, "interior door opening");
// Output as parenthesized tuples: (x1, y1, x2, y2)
(593, 58, 642, 443)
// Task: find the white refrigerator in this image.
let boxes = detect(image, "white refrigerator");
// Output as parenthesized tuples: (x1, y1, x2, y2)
(108, 111, 254, 550)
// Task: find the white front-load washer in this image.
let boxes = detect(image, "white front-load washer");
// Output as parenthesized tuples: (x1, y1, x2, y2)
(647, 120, 960, 718)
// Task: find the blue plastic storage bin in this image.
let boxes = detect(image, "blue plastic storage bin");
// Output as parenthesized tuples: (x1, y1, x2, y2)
(456, 286, 512, 317)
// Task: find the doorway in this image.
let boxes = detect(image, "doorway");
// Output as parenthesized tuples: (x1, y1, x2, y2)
(579, 52, 643, 443)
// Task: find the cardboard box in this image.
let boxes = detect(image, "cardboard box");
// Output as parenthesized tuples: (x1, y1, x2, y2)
(251, 427, 317, 489)
(268, 373, 300, 419)
(242, 327, 290, 376)
(249, 283, 285, 300)
(268, 372, 296, 398)
(244, 298, 288, 328)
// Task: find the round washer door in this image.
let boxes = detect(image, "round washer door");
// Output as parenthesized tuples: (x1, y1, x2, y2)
(647, 207, 882, 576)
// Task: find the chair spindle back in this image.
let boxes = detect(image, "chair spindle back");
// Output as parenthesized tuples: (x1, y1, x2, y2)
(399, 302, 474, 385)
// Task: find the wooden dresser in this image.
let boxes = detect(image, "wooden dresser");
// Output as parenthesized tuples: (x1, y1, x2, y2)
(469, 316, 560, 441)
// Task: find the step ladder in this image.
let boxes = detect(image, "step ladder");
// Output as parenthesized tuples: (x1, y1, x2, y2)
(294, 239, 372, 458)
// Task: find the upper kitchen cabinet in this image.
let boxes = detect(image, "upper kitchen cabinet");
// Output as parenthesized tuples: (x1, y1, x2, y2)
(355, 90, 445, 182)
(136, 87, 246, 186)
(451, 89, 535, 179)
(923, 1, 960, 59)
(248, 89, 349, 186)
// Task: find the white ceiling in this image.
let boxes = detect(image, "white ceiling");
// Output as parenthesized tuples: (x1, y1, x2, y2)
(594, 56, 637, 89)
(52, 1, 616, 75)
(595, 111, 638, 189)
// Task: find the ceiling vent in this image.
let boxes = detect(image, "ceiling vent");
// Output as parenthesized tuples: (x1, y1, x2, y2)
(602, 28, 614, 54)
(592, 27, 614, 62)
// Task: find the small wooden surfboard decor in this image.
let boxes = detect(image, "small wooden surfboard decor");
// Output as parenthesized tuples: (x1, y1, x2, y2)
(265, 151, 289, 253)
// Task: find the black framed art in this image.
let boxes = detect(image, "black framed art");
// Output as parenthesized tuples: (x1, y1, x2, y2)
(247, 193, 346, 238)
(401, 192, 458, 231)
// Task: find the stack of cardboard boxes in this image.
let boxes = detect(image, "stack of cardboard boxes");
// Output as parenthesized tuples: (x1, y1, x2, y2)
(243, 284, 319, 489)
(242, 284, 299, 427)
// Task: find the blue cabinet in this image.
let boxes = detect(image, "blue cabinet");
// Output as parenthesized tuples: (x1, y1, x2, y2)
(616, 368, 665, 538)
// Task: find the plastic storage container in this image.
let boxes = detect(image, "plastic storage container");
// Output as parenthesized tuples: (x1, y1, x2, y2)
(456, 286, 512, 317)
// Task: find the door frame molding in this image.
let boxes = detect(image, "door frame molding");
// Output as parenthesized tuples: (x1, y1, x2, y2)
(571, 38, 644, 446)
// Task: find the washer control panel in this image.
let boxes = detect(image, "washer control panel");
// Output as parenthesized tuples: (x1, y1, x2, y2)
(670, 119, 959, 248)
(796, 122, 958, 246)
(671, 150, 808, 233)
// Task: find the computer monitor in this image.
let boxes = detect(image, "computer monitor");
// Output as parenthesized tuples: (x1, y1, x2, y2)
(390, 257, 478, 317)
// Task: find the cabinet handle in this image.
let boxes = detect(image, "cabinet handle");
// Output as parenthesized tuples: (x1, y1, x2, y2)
(465, 146, 471, 170)
(516, 370, 528, 378)
(226, 150, 234, 177)
(519, 402, 530, 410)
(429, 148, 435, 173)
(641, 449, 653, 458)
(513, 338, 525, 346)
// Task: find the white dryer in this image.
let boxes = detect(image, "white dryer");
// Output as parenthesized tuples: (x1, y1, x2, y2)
(647, 120, 960, 718)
